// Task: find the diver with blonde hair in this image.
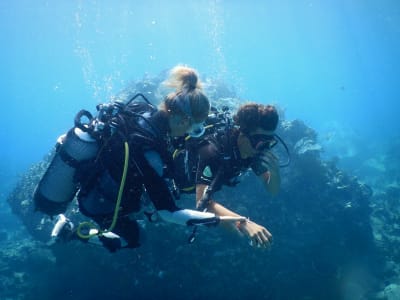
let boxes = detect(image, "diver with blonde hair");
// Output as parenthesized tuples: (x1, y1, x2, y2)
(160, 65, 210, 138)
(35, 65, 244, 252)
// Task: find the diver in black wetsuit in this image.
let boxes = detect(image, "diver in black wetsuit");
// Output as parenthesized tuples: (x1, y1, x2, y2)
(174, 103, 282, 248)
(37, 65, 244, 252)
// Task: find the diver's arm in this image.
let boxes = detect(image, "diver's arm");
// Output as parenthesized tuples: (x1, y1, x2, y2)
(260, 170, 280, 196)
(157, 209, 218, 226)
(196, 184, 239, 216)
(258, 151, 280, 196)
(142, 151, 239, 227)
(195, 184, 272, 247)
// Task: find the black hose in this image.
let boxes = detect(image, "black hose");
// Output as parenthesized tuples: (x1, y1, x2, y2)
(126, 93, 154, 107)
(74, 110, 94, 132)
(274, 134, 291, 167)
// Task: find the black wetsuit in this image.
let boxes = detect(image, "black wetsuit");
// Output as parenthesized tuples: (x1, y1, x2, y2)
(77, 102, 179, 249)
(174, 128, 251, 197)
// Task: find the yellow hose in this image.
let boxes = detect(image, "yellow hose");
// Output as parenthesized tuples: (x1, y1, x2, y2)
(76, 141, 129, 239)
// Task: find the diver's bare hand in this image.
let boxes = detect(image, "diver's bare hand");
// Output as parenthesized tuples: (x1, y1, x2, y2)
(259, 151, 279, 171)
(237, 220, 272, 249)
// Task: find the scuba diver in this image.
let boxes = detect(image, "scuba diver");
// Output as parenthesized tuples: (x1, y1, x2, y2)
(173, 103, 286, 248)
(33, 65, 245, 252)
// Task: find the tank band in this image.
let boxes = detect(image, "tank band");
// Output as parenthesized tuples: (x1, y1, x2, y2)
(33, 191, 71, 217)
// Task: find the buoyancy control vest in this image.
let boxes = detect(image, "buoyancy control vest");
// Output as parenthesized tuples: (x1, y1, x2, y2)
(33, 93, 163, 217)
(173, 105, 291, 211)
(172, 106, 243, 194)
(77, 101, 174, 217)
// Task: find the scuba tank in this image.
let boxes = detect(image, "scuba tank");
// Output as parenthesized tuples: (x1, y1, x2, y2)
(33, 110, 99, 217)
(33, 93, 156, 217)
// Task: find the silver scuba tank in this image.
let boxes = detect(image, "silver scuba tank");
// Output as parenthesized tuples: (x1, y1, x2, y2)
(34, 126, 98, 216)
(33, 95, 152, 216)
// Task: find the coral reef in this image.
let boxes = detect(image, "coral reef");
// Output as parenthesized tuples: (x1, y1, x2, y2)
(4, 74, 398, 300)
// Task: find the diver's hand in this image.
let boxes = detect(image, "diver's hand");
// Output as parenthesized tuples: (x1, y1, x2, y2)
(259, 151, 279, 172)
(237, 220, 272, 249)
(258, 151, 281, 195)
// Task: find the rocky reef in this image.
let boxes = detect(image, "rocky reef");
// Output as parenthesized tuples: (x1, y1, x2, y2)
(4, 74, 400, 300)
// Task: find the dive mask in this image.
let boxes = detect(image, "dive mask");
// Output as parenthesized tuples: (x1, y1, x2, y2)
(248, 134, 277, 151)
(173, 92, 206, 138)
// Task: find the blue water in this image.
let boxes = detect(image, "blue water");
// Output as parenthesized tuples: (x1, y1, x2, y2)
(1, 1, 399, 182)
(1, 1, 399, 298)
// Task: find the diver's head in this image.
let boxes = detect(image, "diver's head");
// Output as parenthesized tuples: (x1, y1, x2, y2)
(234, 103, 279, 159)
(161, 65, 210, 137)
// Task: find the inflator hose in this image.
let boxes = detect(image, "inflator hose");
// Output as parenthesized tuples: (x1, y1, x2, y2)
(76, 141, 129, 239)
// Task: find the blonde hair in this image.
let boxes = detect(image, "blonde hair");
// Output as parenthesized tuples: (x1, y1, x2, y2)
(161, 65, 210, 122)
(164, 65, 203, 91)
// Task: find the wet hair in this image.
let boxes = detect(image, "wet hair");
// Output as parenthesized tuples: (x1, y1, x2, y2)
(161, 65, 210, 122)
(233, 103, 279, 134)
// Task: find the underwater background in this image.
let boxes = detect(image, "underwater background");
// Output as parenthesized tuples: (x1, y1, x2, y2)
(1, 1, 399, 299)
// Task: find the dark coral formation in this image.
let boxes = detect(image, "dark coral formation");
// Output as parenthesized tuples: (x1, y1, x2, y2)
(4, 75, 398, 300)
(7, 151, 56, 242)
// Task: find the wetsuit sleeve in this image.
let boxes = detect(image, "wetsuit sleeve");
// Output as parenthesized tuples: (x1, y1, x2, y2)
(195, 142, 221, 186)
(136, 150, 179, 212)
(141, 150, 220, 226)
